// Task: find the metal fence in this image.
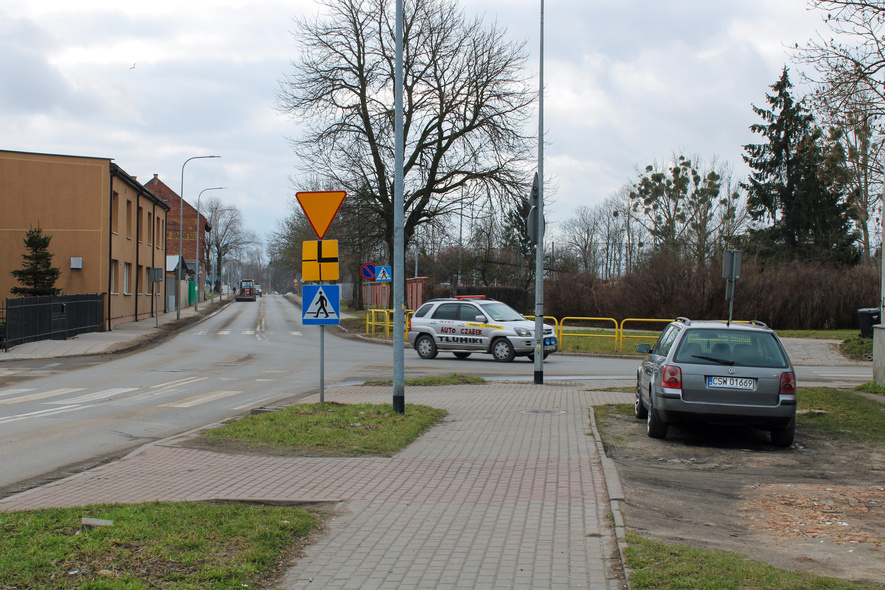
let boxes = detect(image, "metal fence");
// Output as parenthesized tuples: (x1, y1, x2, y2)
(3, 294, 105, 351)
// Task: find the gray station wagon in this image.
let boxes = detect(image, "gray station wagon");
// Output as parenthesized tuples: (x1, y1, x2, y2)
(634, 317, 797, 447)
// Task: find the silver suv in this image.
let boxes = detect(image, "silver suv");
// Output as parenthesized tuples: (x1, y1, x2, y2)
(408, 297, 557, 362)
(635, 318, 797, 447)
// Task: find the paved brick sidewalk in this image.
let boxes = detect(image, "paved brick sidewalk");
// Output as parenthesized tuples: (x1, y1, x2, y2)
(1, 383, 632, 589)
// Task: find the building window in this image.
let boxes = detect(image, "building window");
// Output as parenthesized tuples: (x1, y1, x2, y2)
(147, 214, 153, 246)
(111, 192, 120, 234)
(137, 206, 144, 243)
(110, 260, 118, 294)
(124, 263, 131, 295)
(126, 200, 133, 239)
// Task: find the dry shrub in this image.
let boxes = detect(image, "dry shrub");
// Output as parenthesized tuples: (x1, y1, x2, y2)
(545, 259, 878, 330)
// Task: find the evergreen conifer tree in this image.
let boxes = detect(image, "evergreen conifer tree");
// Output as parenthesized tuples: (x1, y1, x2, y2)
(742, 67, 858, 264)
(11, 227, 62, 296)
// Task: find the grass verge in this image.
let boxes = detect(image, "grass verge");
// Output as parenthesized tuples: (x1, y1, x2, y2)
(799, 387, 885, 443)
(363, 373, 486, 387)
(596, 387, 885, 444)
(0, 501, 317, 590)
(199, 402, 447, 456)
(624, 532, 879, 589)
(855, 382, 885, 395)
(840, 336, 873, 361)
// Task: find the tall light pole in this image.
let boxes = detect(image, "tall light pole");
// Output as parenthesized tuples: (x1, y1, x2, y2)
(533, 0, 546, 384)
(393, 0, 405, 414)
(195, 186, 226, 311)
(178, 155, 220, 319)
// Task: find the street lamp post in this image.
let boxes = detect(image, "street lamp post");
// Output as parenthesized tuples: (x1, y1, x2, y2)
(195, 186, 226, 311)
(177, 155, 220, 319)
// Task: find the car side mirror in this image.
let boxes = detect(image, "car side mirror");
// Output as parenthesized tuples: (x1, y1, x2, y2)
(475, 315, 486, 323)
(636, 344, 651, 354)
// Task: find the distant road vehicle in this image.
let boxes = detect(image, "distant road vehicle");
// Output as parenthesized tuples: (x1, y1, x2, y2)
(236, 278, 257, 302)
(407, 296, 557, 362)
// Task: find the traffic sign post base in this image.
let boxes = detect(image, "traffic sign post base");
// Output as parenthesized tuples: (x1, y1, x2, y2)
(393, 395, 404, 414)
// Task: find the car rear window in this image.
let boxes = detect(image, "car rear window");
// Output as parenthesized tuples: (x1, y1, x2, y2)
(674, 329, 789, 368)
(413, 303, 433, 318)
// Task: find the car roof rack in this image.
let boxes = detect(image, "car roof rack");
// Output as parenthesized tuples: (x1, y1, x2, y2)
(675, 317, 691, 324)
(455, 295, 486, 299)
(747, 320, 768, 328)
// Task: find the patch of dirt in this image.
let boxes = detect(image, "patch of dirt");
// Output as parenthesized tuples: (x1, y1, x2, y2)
(596, 408, 885, 587)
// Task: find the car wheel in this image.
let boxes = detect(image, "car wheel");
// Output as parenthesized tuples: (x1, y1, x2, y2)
(415, 334, 438, 359)
(646, 392, 668, 439)
(634, 384, 648, 420)
(453, 352, 471, 359)
(770, 417, 795, 448)
(491, 338, 516, 362)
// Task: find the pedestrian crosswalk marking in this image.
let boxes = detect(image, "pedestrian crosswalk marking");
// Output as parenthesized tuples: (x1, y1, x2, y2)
(290, 331, 302, 336)
(150, 377, 204, 390)
(159, 390, 241, 408)
(0, 388, 85, 405)
(219, 330, 231, 335)
(46, 388, 139, 405)
(0, 405, 85, 425)
(0, 388, 35, 399)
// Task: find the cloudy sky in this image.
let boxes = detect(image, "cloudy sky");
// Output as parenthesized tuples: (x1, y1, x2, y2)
(2, 0, 826, 244)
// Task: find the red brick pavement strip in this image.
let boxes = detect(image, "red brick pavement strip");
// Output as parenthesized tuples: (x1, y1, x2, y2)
(0, 383, 632, 589)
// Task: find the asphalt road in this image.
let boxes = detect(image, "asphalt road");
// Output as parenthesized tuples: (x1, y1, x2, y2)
(0, 294, 873, 495)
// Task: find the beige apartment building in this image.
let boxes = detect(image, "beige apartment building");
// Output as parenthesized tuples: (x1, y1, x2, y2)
(0, 150, 170, 328)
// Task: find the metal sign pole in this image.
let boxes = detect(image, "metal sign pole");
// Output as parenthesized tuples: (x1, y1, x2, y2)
(320, 324, 325, 403)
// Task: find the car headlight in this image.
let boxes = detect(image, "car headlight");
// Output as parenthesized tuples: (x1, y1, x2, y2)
(514, 328, 531, 337)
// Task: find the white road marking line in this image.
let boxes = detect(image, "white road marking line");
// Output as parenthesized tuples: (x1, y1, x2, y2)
(218, 330, 231, 335)
(255, 379, 274, 382)
(233, 395, 282, 410)
(0, 405, 87, 424)
(194, 330, 209, 336)
(159, 390, 241, 408)
(46, 388, 139, 405)
(151, 376, 207, 389)
(243, 330, 255, 335)
(0, 388, 35, 399)
(290, 331, 302, 336)
(113, 388, 182, 404)
(0, 388, 85, 405)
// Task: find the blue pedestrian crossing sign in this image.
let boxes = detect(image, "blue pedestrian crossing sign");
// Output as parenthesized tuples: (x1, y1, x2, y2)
(302, 285, 340, 325)
(375, 266, 392, 282)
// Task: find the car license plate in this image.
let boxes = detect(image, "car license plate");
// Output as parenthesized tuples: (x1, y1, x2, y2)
(544, 337, 555, 346)
(707, 376, 756, 390)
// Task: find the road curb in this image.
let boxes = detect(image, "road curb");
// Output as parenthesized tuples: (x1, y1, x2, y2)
(589, 406, 632, 590)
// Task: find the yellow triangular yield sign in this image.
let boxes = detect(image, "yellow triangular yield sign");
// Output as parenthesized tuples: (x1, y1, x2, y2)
(296, 191, 347, 239)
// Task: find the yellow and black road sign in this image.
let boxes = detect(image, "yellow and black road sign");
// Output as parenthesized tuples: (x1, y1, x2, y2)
(302, 240, 339, 282)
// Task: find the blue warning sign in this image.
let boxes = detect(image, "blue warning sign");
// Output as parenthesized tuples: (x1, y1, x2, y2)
(302, 285, 340, 325)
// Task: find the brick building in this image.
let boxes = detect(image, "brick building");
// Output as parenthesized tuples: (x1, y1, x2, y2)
(143, 175, 211, 301)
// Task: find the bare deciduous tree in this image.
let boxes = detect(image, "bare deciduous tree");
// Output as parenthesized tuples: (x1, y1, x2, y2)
(277, 0, 535, 270)
(202, 197, 256, 293)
